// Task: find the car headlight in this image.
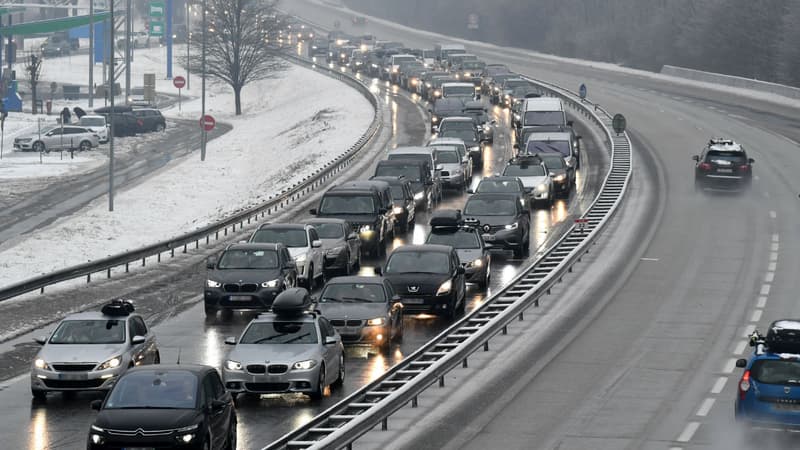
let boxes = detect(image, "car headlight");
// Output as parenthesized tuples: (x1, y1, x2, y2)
(179, 433, 195, 444)
(97, 356, 121, 371)
(436, 279, 452, 296)
(91, 433, 104, 445)
(261, 279, 280, 288)
(553, 174, 566, 182)
(431, 116, 439, 123)
(393, 206, 404, 214)
(294, 254, 307, 263)
(434, 90, 441, 97)
(536, 184, 548, 192)
(367, 317, 385, 326)
(225, 360, 242, 371)
(34, 358, 49, 370)
(414, 191, 424, 200)
(471, 258, 483, 267)
(426, 82, 431, 88)
(469, 146, 479, 153)
(493, 87, 500, 92)
(177, 424, 198, 442)
(359, 224, 373, 233)
(207, 279, 222, 288)
(392, 67, 398, 73)
(293, 359, 317, 370)
(505, 222, 519, 230)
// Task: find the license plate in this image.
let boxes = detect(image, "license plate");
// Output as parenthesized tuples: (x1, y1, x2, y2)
(228, 295, 251, 301)
(482, 234, 495, 241)
(717, 168, 733, 173)
(402, 298, 425, 304)
(773, 403, 800, 411)
(58, 373, 88, 381)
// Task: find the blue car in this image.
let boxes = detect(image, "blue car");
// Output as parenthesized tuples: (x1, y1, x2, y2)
(735, 320, 800, 430)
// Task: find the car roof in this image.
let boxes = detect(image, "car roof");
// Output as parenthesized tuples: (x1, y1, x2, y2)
(257, 223, 307, 230)
(524, 97, 563, 111)
(442, 82, 475, 88)
(428, 137, 466, 146)
(525, 132, 572, 141)
(468, 192, 524, 201)
(227, 242, 282, 251)
(377, 159, 427, 166)
(388, 146, 433, 155)
(370, 175, 411, 185)
(440, 116, 474, 123)
(480, 176, 523, 183)
(252, 312, 316, 323)
(392, 244, 453, 253)
(61, 311, 134, 321)
(339, 180, 391, 190)
(324, 275, 386, 285)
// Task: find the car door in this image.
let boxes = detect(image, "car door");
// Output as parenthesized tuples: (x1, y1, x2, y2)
(202, 373, 228, 449)
(308, 227, 324, 277)
(343, 222, 359, 265)
(452, 250, 466, 300)
(317, 317, 337, 383)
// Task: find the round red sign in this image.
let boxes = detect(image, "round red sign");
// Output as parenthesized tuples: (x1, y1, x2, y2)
(200, 114, 215, 131)
(173, 76, 186, 89)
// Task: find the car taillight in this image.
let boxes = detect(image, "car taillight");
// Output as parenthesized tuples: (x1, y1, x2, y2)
(739, 164, 750, 171)
(739, 370, 751, 400)
(698, 162, 712, 171)
(137, 119, 143, 127)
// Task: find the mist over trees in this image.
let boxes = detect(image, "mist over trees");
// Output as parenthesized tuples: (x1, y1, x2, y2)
(345, 0, 800, 86)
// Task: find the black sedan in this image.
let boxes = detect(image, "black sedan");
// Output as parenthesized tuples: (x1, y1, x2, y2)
(87, 365, 236, 450)
(382, 244, 466, 319)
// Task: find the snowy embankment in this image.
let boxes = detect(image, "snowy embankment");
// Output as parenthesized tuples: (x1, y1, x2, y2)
(0, 62, 374, 289)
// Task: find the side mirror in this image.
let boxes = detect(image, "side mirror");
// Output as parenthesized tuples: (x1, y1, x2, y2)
(131, 335, 146, 345)
(347, 232, 359, 240)
(735, 358, 748, 368)
(456, 266, 466, 275)
(312, 240, 323, 248)
(324, 336, 338, 346)
(748, 158, 754, 164)
(466, 189, 474, 194)
(90, 400, 103, 411)
(483, 243, 494, 249)
(475, 94, 481, 100)
(224, 337, 237, 345)
(691, 155, 700, 162)
(284, 261, 297, 270)
(35, 336, 47, 345)
(549, 172, 555, 177)
(206, 256, 217, 270)
(491, 119, 497, 125)
(374, 267, 383, 276)
(210, 399, 226, 412)
(309, 208, 318, 215)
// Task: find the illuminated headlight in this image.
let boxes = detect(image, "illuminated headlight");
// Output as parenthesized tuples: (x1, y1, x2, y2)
(425, 82, 432, 88)
(261, 279, 280, 288)
(293, 359, 317, 370)
(573, 141, 578, 148)
(180, 433, 195, 443)
(410, 79, 418, 86)
(225, 360, 242, 371)
(455, 73, 460, 79)
(367, 317, 385, 326)
(471, 258, 483, 267)
(468, 146, 479, 153)
(434, 90, 441, 97)
(483, 124, 491, 131)
(493, 87, 500, 92)
(34, 359, 49, 370)
(359, 224, 373, 233)
(355, 61, 362, 65)
(414, 192, 424, 200)
(340, 53, 346, 59)
(535, 184, 548, 192)
(436, 279, 452, 296)
(294, 254, 307, 263)
(553, 174, 566, 182)
(207, 279, 222, 288)
(90, 433, 104, 445)
(392, 67, 399, 73)
(505, 222, 519, 230)
(431, 116, 439, 123)
(97, 356, 121, 371)
(371, 63, 377, 68)
(393, 206, 404, 214)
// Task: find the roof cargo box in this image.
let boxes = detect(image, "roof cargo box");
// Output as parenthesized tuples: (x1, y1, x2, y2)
(766, 320, 800, 353)
(429, 209, 462, 227)
(272, 288, 312, 317)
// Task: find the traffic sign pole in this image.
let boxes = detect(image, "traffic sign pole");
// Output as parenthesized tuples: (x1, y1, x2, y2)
(173, 76, 186, 112)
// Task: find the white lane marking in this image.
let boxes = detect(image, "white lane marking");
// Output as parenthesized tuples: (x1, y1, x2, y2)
(765, 272, 775, 283)
(751, 309, 763, 322)
(711, 377, 728, 394)
(640, 257, 660, 261)
(768, 262, 777, 271)
(743, 325, 756, 337)
(669, 448, 683, 450)
(677, 422, 701, 443)
(771, 243, 779, 252)
(734, 341, 748, 355)
(723, 358, 738, 374)
(757, 296, 768, 308)
(696, 398, 716, 417)
(770, 252, 778, 262)
(769, 210, 777, 219)
(772, 234, 779, 242)
(761, 284, 771, 296)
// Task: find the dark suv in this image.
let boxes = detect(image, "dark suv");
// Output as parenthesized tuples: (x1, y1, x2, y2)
(374, 159, 435, 211)
(370, 175, 417, 233)
(204, 243, 298, 318)
(311, 184, 392, 256)
(463, 193, 531, 257)
(131, 108, 166, 132)
(693, 138, 754, 191)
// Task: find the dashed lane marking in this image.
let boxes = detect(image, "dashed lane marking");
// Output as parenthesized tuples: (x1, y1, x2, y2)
(771, 243, 779, 252)
(751, 309, 763, 322)
(770, 252, 778, 262)
(772, 234, 779, 242)
(760, 284, 771, 296)
(696, 398, 716, 417)
(769, 210, 777, 219)
(765, 272, 775, 283)
(734, 341, 748, 355)
(768, 262, 777, 271)
(757, 296, 768, 308)
(723, 358, 737, 374)
(711, 377, 728, 394)
(677, 422, 700, 443)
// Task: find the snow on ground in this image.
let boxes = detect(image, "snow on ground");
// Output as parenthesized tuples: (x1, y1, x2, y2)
(0, 61, 374, 289)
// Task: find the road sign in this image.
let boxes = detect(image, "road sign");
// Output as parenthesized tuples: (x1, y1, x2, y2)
(173, 76, 186, 89)
(579, 83, 587, 100)
(201, 115, 216, 132)
(149, 1, 164, 17)
(149, 21, 164, 37)
(467, 13, 479, 30)
(612, 113, 627, 135)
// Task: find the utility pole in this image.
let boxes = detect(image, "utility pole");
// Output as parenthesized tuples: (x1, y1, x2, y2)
(200, 0, 206, 160)
(88, 0, 94, 107)
(108, 0, 116, 212)
(124, 0, 131, 102)
(186, 0, 190, 90)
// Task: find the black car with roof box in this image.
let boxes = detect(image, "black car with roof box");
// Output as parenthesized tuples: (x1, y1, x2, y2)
(426, 210, 491, 289)
(693, 138, 753, 191)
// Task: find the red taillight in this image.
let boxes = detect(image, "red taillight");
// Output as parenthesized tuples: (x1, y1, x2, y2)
(739, 164, 750, 171)
(699, 162, 712, 171)
(739, 370, 751, 400)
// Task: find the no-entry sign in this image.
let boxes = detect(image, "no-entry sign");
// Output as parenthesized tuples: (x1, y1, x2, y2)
(173, 76, 186, 89)
(200, 115, 216, 131)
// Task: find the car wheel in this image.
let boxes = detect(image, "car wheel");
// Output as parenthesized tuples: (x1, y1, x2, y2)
(203, 431, 212, 450)
(155, 123, 165, 132)
(513, 244, 525, 258)
(478, 264, 490, 290)
(394, 316, 404, 341)
(33, 141, 45, 153)
(224, 418, 237, 450)
(204, 304, 218, 318)
(79, 140, 92, 152)
(332, 354, 345, 388)
(309, 364, 325, 400)
(153, 351, 161, 364)
(31, 389, 47, 400)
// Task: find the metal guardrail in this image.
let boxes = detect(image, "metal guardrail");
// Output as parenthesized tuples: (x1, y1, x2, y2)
(263, 70, 632, 450)
(0, 52, 384, 303)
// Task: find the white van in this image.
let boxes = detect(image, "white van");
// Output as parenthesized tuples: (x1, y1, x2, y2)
(521, 97, 567, 128)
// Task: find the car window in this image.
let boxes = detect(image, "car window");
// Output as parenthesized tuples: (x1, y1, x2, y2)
(217, 249, 279, 269)
(540, 156, 565, 169)
(50, 319, 126, 344)
(426, 230, 481, 249)
(130, 316, 147, 338)
(250, 228, 309, 248)
(308, 228, 319, 242)
(239, 321, 319, 344)
(320, 194, 376, 214)
(105, 370, 198, 409)
(434, 149, 460, 164)
(706, 150, 746, 164)
(375, 165, 422, 181)
(440, 129, 477, 143)
(525, 141, 571, 157)
(312, 222, 345, 239)
(751, 359, 800, 385)
(386, 251, 450, 274)
(319, 283, 388, 303)
(476, 180, 523, 194)
(503, 164, 546, 177)
(465, 198, 517, 216)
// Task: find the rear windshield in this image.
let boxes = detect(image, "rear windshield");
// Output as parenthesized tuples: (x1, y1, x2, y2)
(706, 150, 746, 164)
(504, 164, 546, 177)
(375, 164, 422, 181)
(526, 141, 571, 157)
(240, 321, 318, 344)
(752, 359, 800, 385)
(523, 111, 565, 127)
(250, 228, 308, 248)
(319, 194, 376, 214)
(80, 117, 106, 127)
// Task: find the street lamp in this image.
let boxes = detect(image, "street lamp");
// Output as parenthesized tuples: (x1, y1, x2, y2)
(200, 0, 206, 161)
(108, 0, 116, 211)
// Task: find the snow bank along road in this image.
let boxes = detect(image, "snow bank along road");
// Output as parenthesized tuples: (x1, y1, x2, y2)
(284, 2, 800, 449)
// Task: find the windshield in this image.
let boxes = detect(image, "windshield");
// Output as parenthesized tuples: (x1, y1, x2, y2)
(440, 121, 474, 131)
(440, 129, 478, 143)
(250, 228, 308, 248)
(443, 85, 475, 97)
(319, 195, 376, 214)
(239, 321, 318, 344)
(375, 165, 422, 181)
(504, 164, 546, 177)
(464, 110, 487, 122)
(80, 117, 106, 127)
(435, 149, 461, 164)
(476, 180, 522, 194)
(393, 56, 416, 64)
(504, 80, 530, 89)
(50, 320, 126, 344)
(752, 360, 800, 385)
(526, 140, 571, 157)
(523, 111, 565, 126)
(540, 156, 565, 169)
(386, 251, 450, 274)
(426, 230, 480, 249)
(462, 61, 485, 70)
(465, 198, 517, 216)
(104, 370, 197, 409)
(432, 144, 466, 159)
(311, 223, 345, 239)
(320, 283, 387, 303)
(217, 249, 278, 269)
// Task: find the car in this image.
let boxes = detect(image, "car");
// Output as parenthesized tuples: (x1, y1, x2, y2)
(93, 105, 143, 137)
(335, 180, 397, 239)
(480, 63, 511, 79)
(428, 75, 459, 100)
(127, 86, 149, 106)
(519, 131, 580, 170)
(498, 78, 535, 107)
(222, 288, 345, 400)
(13, 125, 100, 153)
(446, 53, 479, 71)
(78, 115, 109, 143)
(400, 63, 426, 90)
(386, 146, 443, 203)
(437, 116, 484, 168)
(132, 31, 151, 48)
(469, 175, 528, 208)
(462, 100, 496, 143)
(302, 218, 361, 276)
(520, 97, 568, 129)
(370, 175, 417, 233)
(382, 244, 466, 318)
(131, 108, 166, 132)
(693, 138, 754, 191)
(463, 193, 531, 257)
(386, 54, 418, 82)
(41, 37, 70, 57)
(441, 82, 480, 101)
(315, 276, 403, 348)
(420, 70, 449, 98)
(432, 145, 468, 191)
(434, 43, 467, 65)
(248, 223, 325, 289)
(485, 73, 518, 103)
(374, 159, 436, 212)
(87, 364, 236, 450)
(453, 60, 486, 86)
(427, 137, 472, 181)
(30, 300, 159, 399)
(502, 156, 554, 207)
(204, 243, 298, 318)
(735, 320, 800, 430)
(426, 210, 491, 289)
(309, 38, 329, 57)
(535, 152, 575, 197)
(429, 97, 466, 130)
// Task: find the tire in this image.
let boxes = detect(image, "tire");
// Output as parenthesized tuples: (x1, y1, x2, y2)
(153, 351, 161, 364)
(477, 263, 490, 290)
(309, 364, 325, 400)
(204, 304, 218, 318)
(513, 244, 525, 258)
(31, 389, 46, 400)
(33, 141, 45, 153)
(394, 316, 404, 341)
(344, 252, 352, 275)
(155, 123, 165, 132)
(332, 354, 345, 388)
(224, 418, 237, 450)
(79, 140, 92, 152)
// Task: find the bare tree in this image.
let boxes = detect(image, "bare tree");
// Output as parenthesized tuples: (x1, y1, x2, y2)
(24, 53, 43, 115)
(187, 0, 289, 115)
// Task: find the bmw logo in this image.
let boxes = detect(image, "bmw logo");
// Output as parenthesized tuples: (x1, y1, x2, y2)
(483, 224, 491, 232)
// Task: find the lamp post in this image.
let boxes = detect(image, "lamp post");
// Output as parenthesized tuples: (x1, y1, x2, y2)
(108, 0, 116, 212)
(88, 0, 94, 108)
(200, 0, 206, 161)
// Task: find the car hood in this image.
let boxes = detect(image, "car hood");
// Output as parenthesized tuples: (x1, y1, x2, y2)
(384, 273, 451, 296)
(462, 214, 515, 228)
(95, 409, 200, 431)
(515, 175, 550, 188)
(228, 344, 320, 365)
(316, 214, 378, 226)
(38, 343, 126, 365)
(456, 248, 484, 263)
(288, 247, 310, 259)
(320, 238, 346, 249)
(315, 302, 388, 320)
(209, 269, 281, 283)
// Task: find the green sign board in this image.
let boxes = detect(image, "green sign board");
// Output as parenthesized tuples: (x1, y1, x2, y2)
(149, 1, 164, 17)
(149, 21, 164, 37)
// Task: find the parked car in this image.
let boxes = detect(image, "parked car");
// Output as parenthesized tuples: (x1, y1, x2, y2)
(14, 125, 100, 153)
(248, 223, 325, 289)
(79, 115, 109, 143)
(131, 108, 166, 132)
